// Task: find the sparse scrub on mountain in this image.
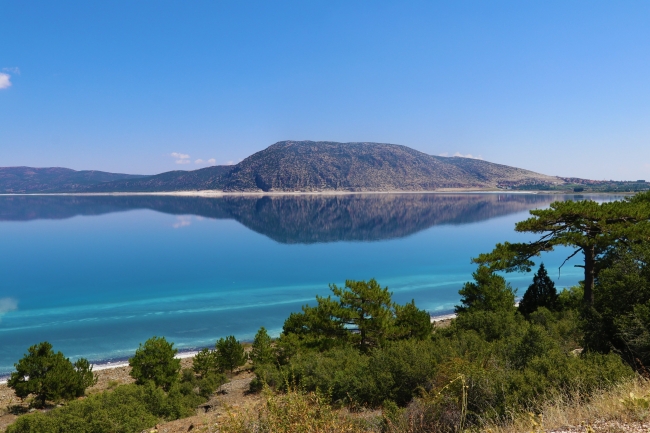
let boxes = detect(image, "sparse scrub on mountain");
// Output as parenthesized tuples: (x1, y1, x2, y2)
(0, 141, 564, 193)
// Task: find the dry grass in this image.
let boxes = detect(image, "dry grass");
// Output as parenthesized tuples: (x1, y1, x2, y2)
(213, 386, 378, 433)
(486, 376, 650, 433)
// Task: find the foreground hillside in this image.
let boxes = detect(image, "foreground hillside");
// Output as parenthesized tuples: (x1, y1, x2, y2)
(3, 194, 649, 433)
(3, 327, 650, 433)
(1, 141, 563, 193)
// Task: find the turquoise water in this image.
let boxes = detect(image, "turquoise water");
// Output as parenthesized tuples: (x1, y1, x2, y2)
(0, 193, 610, 375)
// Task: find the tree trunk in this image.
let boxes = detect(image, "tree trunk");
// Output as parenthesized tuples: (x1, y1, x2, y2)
(583, 245, 595, 307)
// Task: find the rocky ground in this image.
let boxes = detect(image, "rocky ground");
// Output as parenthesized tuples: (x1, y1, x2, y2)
(547, 422, 650, 432)
(139, 371, 260, 433)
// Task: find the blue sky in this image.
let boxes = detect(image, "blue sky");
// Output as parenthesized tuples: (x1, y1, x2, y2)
(1, 1, 649, 179)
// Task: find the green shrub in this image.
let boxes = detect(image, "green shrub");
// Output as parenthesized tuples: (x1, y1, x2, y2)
(7, 384, 162, 433)
(6, 378, 213, 433)
(368, 339, 441, 406)
(279, 346, 374, 405)
(557, 285, 584, 311)
(180, 367, 225, 399)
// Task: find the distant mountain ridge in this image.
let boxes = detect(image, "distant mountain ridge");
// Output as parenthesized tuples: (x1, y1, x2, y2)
(0, 167, 147, 194)
(0, 141, 563, 193)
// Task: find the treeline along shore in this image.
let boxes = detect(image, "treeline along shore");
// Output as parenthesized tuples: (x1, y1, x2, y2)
(2, 192, 650, 433)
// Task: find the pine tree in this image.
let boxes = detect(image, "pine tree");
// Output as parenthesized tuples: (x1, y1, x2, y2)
(518, 263, 558, 317)
(330, 279, 394, 351)
(192, 348, 219, 378)
(129, 336, 181, 391)
(455, 265, 515, 314)
(250, 327, 275, 367)
(8, 342, 97, 408)
(473, 192, 650, 307)
(215, 336, 247, 373)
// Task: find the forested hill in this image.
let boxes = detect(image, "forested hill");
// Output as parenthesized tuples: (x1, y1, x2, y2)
(1, 141, 563, 193)
(0, 167, 147, 194)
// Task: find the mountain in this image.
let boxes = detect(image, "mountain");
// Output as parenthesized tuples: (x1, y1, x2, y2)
(85, 165, 233, 192)
(0, 167, 147, 194)
(220, 141, 560, 191)
(0, 141, 563, 193)
(0, 193, 558, 243)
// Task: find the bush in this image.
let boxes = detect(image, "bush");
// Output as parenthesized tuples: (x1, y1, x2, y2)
(557, 285, 584, 311)
(5, 382, 204, 433)
(8, 342, 97, 408)
(368, 339, 441, 406)
(181, 367, 225, 399)
(129, 336, 181, 391)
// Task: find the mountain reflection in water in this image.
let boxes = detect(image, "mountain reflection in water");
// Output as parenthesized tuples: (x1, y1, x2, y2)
(0, 193, 559, 243)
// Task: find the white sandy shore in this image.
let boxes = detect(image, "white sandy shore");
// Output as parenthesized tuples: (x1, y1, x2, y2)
(430, 313, 456, 322)
(89, 350, 200, 372)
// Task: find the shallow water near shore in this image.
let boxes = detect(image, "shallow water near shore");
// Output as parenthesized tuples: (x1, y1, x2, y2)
(0, 193, 620, 375)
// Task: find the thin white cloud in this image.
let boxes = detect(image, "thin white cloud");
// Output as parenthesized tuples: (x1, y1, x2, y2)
(2, 67, 20, 75)
(173, 216, 192, 229)
(226, 160, 235, 165)
(0, 298, 17, 322)
(195, 158, 217, 165)
(453, 152, 483, 160)
(171, 152, 190, 164)
(0, 73, 11, 90)
(439, 152, 449, 157)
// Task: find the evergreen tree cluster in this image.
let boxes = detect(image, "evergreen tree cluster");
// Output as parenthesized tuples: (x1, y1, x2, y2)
(7, 342, 96, 408)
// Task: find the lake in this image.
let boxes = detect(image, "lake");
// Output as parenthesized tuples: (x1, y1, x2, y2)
(0, 193, 614, 375)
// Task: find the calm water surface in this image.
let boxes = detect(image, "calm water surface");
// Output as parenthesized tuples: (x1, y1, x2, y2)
(0, 193, 616, 375)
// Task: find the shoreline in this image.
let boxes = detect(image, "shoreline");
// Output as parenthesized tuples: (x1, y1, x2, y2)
(0, 189, 537, 197)
(0, 311, 457, 384)
(0, 190, 633, 197)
